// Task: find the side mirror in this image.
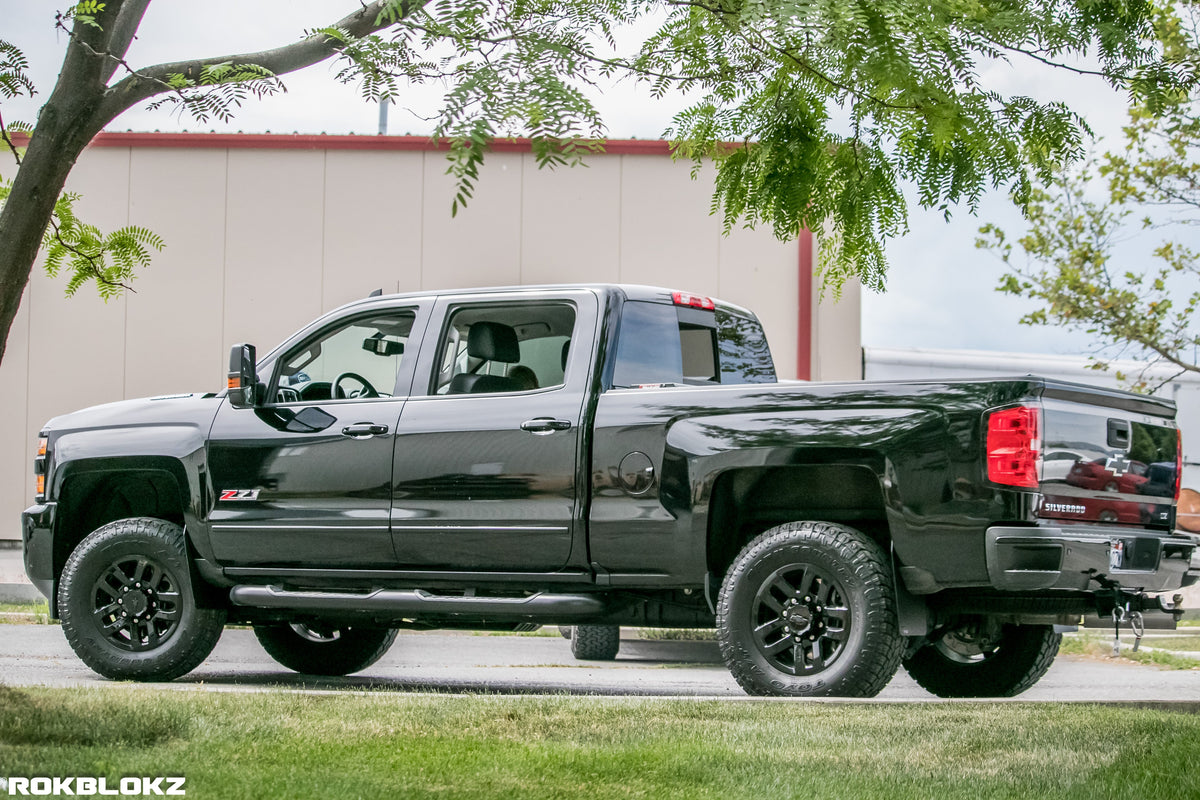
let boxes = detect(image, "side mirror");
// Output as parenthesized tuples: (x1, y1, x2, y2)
(227, 343, 258, 409)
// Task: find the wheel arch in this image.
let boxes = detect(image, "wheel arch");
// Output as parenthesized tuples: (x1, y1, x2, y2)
(51, 458, 195, 615)
(705, 462, 891, 583)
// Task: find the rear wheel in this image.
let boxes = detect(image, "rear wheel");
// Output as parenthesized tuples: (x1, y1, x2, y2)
(570, 625, 621, 660)
(58, 517, 226, 681)
(717, 521, 902, 697)
(253, 623, 397, 676)
(903, 621, 1061, 698)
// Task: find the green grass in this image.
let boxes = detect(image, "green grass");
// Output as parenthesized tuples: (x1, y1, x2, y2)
(0, 601, 50, 625)
(1060, 632, 1200, 670)
(1138, 635, 1200, 651)
(636, 627, 717, 641)
(1, 686, 1199, 799)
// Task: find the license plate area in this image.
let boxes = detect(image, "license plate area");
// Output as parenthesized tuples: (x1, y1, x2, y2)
(1109, 537, 1161, 572)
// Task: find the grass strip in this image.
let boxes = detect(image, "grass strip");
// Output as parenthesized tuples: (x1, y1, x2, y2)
(2, 685, 1199, 799)
(0, 602, 50, 625)
(1060, 632, 1200, 669)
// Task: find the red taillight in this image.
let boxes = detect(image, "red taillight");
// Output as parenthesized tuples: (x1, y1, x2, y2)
(672, 291, 715, 310)
(987, 406, 1041, 488)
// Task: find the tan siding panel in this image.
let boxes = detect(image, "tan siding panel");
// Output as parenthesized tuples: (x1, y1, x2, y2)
(718, 229, 799, 381)
(520, 154, 621, 284)
(125, 148, 228, 396)
(322, 150, 425, 308)
(1, 288, 31, 531)
(223, 150, 326, 353)
(27, 148, 129, 426)
(421, 152, 522, 289)
(618, 156, 721, 291)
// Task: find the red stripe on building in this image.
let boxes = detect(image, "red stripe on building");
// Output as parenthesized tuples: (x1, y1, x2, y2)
(796, 228, 814, 381)
(10, 130, 676, 155)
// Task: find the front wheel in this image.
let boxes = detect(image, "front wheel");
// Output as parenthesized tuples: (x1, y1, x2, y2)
(58, 518, 226, 681)
(254, 623, 397, 675)
(717, 521, 902, 697)
(903, 621, 1061, 698)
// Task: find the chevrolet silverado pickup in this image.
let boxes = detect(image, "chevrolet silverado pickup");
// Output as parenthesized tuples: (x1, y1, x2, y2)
(21, 284, 1197, 696)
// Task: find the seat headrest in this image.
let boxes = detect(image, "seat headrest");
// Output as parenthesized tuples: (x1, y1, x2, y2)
(467, 322, 520, 363)
(561, 340, 570, 370)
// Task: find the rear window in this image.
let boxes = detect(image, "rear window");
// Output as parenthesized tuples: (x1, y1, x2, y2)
(611, 300, 775, 387)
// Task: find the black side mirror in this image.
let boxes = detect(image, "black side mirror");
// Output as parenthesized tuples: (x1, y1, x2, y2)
(227, 343, 258, 409)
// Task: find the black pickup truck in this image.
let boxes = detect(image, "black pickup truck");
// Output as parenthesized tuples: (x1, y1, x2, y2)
(21, 285, 1197, 697)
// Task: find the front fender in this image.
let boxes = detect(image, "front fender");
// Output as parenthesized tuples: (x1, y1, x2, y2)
(49, 423, 213, 560)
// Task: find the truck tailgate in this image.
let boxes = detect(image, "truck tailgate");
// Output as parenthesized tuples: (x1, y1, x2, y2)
(1038, 383, 1179, 530)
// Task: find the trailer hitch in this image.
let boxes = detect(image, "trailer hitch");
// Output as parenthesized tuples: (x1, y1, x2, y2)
(1086, 574, 1185, 655)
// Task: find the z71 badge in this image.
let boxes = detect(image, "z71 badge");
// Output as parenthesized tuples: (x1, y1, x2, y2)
(219, 489, 260, 501)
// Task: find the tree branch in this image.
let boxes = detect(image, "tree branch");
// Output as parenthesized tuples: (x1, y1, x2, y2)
(96, 0, 424, 124)
(99, 0, 150, 84)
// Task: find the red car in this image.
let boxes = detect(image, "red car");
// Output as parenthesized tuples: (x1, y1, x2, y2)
(1065, 457, 1149, 493)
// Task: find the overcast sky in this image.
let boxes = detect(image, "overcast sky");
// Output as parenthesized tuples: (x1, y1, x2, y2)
(6, 2, 1149, 358)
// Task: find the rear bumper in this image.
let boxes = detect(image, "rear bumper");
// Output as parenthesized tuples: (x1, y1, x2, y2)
(986, 524, 1194, 593)
(21, 503, 56, 605)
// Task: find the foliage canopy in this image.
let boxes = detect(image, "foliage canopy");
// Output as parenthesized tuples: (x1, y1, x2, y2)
(978, 3, 1200, 389)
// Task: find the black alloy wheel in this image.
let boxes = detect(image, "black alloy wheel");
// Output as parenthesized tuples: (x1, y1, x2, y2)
(749, 563, 851, 676)
(718, 521, 903, 697)
(59, 517, 226, 681)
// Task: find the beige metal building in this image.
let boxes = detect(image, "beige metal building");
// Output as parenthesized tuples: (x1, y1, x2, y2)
(1, 132, 862, 541)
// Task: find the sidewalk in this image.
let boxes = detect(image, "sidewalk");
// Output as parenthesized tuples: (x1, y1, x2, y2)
(0, 542, 41, 604)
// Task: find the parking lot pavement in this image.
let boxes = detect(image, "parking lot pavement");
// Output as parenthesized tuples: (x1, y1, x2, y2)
(2, 623, 1198, 703)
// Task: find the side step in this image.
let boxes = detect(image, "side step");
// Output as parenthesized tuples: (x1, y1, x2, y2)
(230, 585, 609, 623)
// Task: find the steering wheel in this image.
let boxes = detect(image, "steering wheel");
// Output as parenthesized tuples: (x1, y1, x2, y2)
(333, 372, 379, 399)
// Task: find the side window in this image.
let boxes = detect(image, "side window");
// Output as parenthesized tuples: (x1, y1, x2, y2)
(274, 310, 416, 403)
(430, 302, 576, 395)
(610, 300, 776, 388)
(611, 302, 683, 388)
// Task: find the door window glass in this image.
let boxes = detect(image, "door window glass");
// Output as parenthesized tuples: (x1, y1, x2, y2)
(274, 310, 416, 403)
(430, 303, 576, 395)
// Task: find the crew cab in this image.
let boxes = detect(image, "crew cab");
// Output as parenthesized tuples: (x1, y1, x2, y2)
(21, 285, 1197, 697)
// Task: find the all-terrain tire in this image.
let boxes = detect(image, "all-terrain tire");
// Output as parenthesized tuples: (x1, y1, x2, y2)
(570, 624, 621, 660)
(58, 517, 226, 681)
(254, 624, 398, 675)
(717, 521, 903, 697)
(903, 623, 1061, 698)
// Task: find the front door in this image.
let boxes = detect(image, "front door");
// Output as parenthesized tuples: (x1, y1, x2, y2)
(390, 291, 597, 572)
(207, 306, 422, 568)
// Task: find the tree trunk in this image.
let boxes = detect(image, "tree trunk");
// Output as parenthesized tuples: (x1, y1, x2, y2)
(0, 4, 117, 365)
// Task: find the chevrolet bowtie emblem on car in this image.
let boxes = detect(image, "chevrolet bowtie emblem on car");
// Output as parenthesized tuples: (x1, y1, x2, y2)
(1105, 453, 1133, 477)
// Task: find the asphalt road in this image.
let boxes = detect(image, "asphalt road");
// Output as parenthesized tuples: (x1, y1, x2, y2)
(1, 623, 1198, 702)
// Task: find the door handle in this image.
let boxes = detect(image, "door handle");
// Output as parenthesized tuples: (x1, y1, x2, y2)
(341, 423, 389, 438)
(521, 417, 572, 435)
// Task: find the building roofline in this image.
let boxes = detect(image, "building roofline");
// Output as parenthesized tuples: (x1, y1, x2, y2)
(11, 130, 675, 155)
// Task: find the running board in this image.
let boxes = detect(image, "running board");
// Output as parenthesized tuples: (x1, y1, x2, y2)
(229, 585, 609, 622)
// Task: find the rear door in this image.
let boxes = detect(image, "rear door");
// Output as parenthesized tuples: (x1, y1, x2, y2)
(389, 289, 599, 572)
